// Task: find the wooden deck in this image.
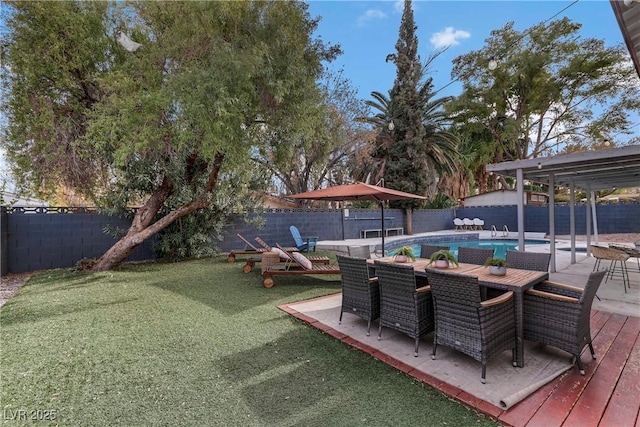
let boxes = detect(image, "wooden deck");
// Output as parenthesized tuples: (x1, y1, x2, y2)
(282, 302, 640, 426)
(498, 310, 640, 427)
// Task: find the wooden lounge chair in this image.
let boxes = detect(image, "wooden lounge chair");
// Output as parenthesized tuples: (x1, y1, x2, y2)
(260, 244, 340, 288)
(254, 237, 297, 253)
(242, 237, 326, 273)
(227, 233, 267, 263)
(243, 246, 330, 273)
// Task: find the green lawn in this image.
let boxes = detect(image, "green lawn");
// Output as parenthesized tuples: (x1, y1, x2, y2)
(0, 254, 498, 426)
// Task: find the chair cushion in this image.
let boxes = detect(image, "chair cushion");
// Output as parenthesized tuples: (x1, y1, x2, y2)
(292, 251, 313, 270)
(271, 247, 291, 261)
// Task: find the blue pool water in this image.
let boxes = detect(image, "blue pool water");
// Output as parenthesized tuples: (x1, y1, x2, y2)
(412, 239, 548, 259)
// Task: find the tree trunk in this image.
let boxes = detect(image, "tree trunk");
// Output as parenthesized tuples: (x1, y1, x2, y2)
(405, 206, 413, 235)
(91, 153, 225, 271)
(91, 199, 209, 271)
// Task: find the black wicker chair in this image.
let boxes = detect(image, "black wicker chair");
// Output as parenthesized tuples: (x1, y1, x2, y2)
(347, 245, 371, 259)
(425, 269, 516, 383)
(523, 270, 607, 375)
(419, 245, 450, 259)
(374, 261, 434, 356)
(337, 255, 380, 336)
(457, 247, 495, 265)
(506, 250, 551, 272)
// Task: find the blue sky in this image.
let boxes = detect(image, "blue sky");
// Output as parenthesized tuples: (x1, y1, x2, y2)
(306, 0, 630, 100)
(1, 1, 637, 192)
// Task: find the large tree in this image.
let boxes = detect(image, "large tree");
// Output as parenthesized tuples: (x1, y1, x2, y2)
(448, 18, 640, 190)
(364, 0, 458, 232)
(1, 1, 338, 270)
(252, 67, 369, 202)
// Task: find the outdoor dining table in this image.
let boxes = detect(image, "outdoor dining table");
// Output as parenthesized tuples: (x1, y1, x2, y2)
(368, 258, 549, 368)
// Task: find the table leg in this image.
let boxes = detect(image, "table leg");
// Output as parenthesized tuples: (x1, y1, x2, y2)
(514, 290, 524, 368)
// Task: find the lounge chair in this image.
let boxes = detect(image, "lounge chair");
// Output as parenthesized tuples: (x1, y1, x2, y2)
(227, 233, 267, 263)
(242, 239, 329, 273)
(260, 244, 340, 288)
(289, 225, 318, 252)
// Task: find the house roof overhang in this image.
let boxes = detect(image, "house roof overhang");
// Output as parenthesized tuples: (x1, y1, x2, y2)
(611, 0, 640, 79)
(485, 145, 640, 191)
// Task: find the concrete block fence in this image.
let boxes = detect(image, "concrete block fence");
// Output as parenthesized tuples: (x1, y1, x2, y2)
(2, 203, 638, 275)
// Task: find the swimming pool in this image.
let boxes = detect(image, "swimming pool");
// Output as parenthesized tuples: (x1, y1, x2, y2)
(411, 239, 548, 259)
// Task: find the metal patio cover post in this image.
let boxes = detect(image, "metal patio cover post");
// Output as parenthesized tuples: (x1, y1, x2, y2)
(289, 182, 426, 254)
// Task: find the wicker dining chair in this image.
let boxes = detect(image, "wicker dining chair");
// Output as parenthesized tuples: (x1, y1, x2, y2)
(419, 245, 450, 259)
(347, 245, 371, 259)
(374, 261, 434, 356)
(505, 250, 551, 272)
(457, 247, 495, 265)
(425, 269, 516, 383)
(523, 270, 607, 375)
(336, 255, 380, 336)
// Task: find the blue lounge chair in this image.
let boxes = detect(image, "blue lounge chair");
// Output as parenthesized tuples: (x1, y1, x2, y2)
(289, 225, 318, 252)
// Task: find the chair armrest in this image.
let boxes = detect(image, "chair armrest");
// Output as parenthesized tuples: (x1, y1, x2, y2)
(525, 288, 579, 303)
(480, 290, 513, 308)
(534, 280, 583, 298)
(416, 285, 431, 293)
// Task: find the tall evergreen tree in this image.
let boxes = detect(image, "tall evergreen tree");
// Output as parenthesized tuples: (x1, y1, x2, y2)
(372, 0, 458, 233)
(1, 1, 337, 270)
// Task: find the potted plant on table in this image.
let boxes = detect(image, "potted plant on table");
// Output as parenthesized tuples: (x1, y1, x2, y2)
(392, 246, 416, 263)
(484, 258, 509, 276)
(428, 249, 459, 269)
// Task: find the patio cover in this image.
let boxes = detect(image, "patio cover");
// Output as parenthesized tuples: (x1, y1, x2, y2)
(611, 0, 640, 79)
(486, 144, 640, 272)
(289, 182, 426, 254)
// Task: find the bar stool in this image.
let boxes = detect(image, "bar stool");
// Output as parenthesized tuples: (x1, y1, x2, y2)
(590, 245, 630, 293)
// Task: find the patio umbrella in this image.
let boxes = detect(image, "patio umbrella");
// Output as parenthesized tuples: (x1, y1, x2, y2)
(289, 182, 426, 254)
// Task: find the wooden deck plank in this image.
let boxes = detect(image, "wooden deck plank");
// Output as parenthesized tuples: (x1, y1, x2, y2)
(524, 313, 627, 427)
(598, 317, 640, 427)
(562, 316, 638, 427)
(498, 310, 613, 427)
(498, 378, 559, 427)
(283, 294, 639, 427)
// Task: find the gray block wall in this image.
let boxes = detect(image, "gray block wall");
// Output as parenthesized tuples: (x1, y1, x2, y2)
(2, 203, 639, 275)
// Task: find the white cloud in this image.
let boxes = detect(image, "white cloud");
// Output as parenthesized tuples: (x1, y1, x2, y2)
(356, 9, 387, 27)
(430, 27, 471, 49)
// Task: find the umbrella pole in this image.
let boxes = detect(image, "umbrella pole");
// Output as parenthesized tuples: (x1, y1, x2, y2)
(379, 200, 385, 256)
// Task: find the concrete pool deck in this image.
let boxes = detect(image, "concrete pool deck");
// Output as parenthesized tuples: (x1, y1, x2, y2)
(317, 230, 640, 318)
